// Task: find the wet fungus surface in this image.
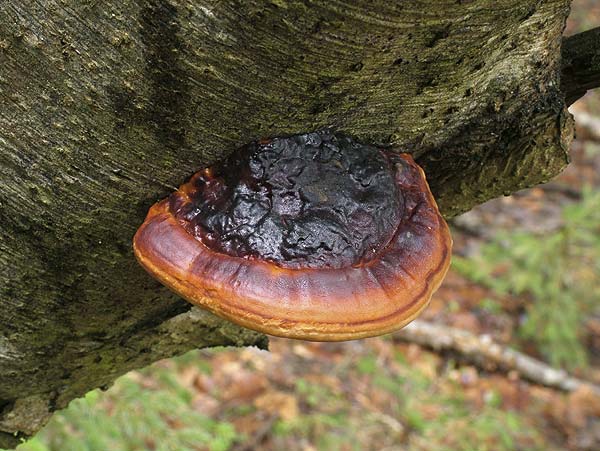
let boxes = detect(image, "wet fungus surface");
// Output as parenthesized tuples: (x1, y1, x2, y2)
(133, 131, 451, 341)
(174, 132, 402, 269)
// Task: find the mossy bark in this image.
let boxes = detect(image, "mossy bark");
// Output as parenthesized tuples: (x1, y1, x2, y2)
(0, 0, 573, 446)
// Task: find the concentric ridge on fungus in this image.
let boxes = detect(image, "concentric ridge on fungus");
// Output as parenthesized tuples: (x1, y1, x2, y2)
(133, 130, 452, 341)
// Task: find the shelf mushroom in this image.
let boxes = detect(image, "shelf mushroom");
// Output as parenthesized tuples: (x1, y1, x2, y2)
(133, 131, 451, 341)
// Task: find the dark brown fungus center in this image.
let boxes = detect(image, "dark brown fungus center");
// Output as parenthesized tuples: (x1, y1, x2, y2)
(134, 130, 452, 340)
(170, 130, 404, 269)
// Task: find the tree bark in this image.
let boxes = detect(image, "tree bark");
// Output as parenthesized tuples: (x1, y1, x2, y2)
(562, 26, 600, 106)
(0, 0, 576, 446)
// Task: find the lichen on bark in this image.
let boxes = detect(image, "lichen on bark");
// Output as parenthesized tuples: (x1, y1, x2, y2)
(0, 0, 573, 446)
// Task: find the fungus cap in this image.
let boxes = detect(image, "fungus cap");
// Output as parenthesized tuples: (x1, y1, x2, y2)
(133, 131, 451, 341)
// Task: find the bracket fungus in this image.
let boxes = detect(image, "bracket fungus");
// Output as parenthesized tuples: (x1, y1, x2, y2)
(133, 131, 451, 341)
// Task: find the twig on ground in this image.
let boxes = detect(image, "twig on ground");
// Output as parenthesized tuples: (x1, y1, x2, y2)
(394, 320, 600, 394)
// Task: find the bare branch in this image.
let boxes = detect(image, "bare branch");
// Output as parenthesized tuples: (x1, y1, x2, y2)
(562, 26, 600, 106)
(394, 320, 600, 394)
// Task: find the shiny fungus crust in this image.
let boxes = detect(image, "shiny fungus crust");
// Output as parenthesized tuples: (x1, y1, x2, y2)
(133, 131, 451, 341)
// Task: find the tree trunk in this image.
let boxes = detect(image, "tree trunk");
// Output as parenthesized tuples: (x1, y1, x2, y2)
(0, 0, 576, 446)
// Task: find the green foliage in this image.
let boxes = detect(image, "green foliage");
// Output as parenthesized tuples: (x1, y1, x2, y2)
(454, 187, 600, 369)
(374, 370, 543, 451)
(294, 378, 338, 408)
(478, 298, 504, 315)
(14, 366, 238, 451)
(6, 341, 550, 451)
(356, 355, 378, 375)
(442, 409, 532, 451)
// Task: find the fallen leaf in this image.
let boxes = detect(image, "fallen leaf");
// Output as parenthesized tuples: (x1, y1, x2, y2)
(254, 391, 299, 421)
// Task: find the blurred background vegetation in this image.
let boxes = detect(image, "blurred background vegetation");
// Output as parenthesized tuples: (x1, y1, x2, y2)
(5, 1, 600, 450)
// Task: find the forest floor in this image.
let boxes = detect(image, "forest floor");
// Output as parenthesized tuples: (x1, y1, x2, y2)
(8, 2, 600, 451)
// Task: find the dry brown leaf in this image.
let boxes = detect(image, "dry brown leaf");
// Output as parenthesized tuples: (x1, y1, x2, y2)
(193, 373, 216, 394)
(566, 385, 600, 428)
(448, 312, 481, 334)
(191, 393, 220, 417)
(177, 367, 200, 390)
(222, 372, 269, 402)
(231, 412, 266, 436)
(254, 391, 299, 421)
(303, 373, 342, 393)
